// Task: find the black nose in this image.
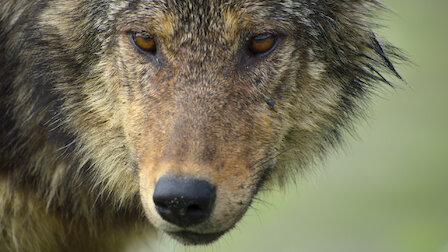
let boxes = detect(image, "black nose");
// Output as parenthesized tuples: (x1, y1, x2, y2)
(153, 175, 216, 227)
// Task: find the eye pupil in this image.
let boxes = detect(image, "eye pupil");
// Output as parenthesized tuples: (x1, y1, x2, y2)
(249, 34, 276, 54)
(134, 33, 156, 52)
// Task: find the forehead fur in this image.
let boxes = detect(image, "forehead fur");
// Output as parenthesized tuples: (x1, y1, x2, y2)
(113, 0, 307, 39)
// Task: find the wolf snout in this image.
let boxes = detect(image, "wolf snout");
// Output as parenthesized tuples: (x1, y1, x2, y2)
(153, 175, 216, 227)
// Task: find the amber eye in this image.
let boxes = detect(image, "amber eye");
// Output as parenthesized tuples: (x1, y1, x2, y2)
(133, 33, 156, 53)
(249, 34, 276, 55)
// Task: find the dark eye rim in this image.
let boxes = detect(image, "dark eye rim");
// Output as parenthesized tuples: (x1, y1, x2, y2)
(247, 33, 279, 57)
(129, 32, 157, 54)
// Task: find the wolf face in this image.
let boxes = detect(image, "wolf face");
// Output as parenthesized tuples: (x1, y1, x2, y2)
(113, 2, 297, 243)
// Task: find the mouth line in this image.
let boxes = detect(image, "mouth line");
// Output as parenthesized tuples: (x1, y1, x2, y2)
(167, 230, 225, 245)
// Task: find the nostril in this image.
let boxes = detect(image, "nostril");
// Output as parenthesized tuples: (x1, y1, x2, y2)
(186, 204, 206, 218)
(153, 175, 216, 227)
(154, 201, 170, 215)
(153, 198, 166, 208)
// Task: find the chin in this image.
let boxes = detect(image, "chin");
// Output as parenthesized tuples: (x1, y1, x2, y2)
(167, 231, 226, 245)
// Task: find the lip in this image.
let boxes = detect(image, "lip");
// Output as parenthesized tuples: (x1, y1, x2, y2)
(167, 230, 225, 245)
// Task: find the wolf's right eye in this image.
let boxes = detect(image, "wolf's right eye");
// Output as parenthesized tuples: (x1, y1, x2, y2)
(248, 34, 276, 55)
(132, 33, 157, 53)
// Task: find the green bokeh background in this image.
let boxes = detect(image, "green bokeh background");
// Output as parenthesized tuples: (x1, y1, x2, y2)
(143, 1, 448, 251)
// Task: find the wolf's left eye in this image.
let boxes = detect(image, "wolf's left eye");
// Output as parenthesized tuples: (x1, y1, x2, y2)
(132, 33, 157, 53)
(248, 34, 277, 55)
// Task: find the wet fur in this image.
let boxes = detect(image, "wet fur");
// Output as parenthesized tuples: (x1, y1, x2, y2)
(0, 0, 401, 251)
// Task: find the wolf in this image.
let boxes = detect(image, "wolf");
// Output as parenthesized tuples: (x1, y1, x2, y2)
(0, 0, 401, 251)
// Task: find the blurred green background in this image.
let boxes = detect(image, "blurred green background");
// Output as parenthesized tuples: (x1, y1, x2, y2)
(143, 0, 448, 251)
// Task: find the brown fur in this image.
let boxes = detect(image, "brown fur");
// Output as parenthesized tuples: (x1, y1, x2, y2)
(0, 0, 401, 251)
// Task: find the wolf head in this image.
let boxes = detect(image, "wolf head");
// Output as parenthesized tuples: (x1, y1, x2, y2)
(7, 0, 400, 245)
